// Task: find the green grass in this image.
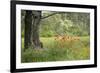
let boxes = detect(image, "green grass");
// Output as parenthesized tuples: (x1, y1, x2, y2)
(21, 36, 90, 63)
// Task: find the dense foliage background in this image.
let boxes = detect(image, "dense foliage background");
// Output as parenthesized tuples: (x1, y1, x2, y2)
(21, 10, 90, 37)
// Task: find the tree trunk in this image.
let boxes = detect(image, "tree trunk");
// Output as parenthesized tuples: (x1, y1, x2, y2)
(31, 11, 42, 49)
(24, 10, 60, 49)
(24, 10, 32, 49)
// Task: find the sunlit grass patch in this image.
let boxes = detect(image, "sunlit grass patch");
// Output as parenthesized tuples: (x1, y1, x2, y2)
(21, 36, 90, 63)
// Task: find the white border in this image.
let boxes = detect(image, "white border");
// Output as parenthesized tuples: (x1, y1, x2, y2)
(16, 4, 94, 69)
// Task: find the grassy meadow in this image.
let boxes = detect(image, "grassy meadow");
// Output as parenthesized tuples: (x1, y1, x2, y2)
(21, 36, 90, 63)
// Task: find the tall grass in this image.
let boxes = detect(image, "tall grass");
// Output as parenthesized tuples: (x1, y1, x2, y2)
(21, 36, 90, 63)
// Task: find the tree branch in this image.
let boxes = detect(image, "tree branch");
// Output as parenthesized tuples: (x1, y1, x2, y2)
(41, 12, 59, 19)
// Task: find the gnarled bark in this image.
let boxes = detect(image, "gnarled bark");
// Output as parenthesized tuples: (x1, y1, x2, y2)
(31, 11, 42, 49)
(24, 10, 32, 49)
